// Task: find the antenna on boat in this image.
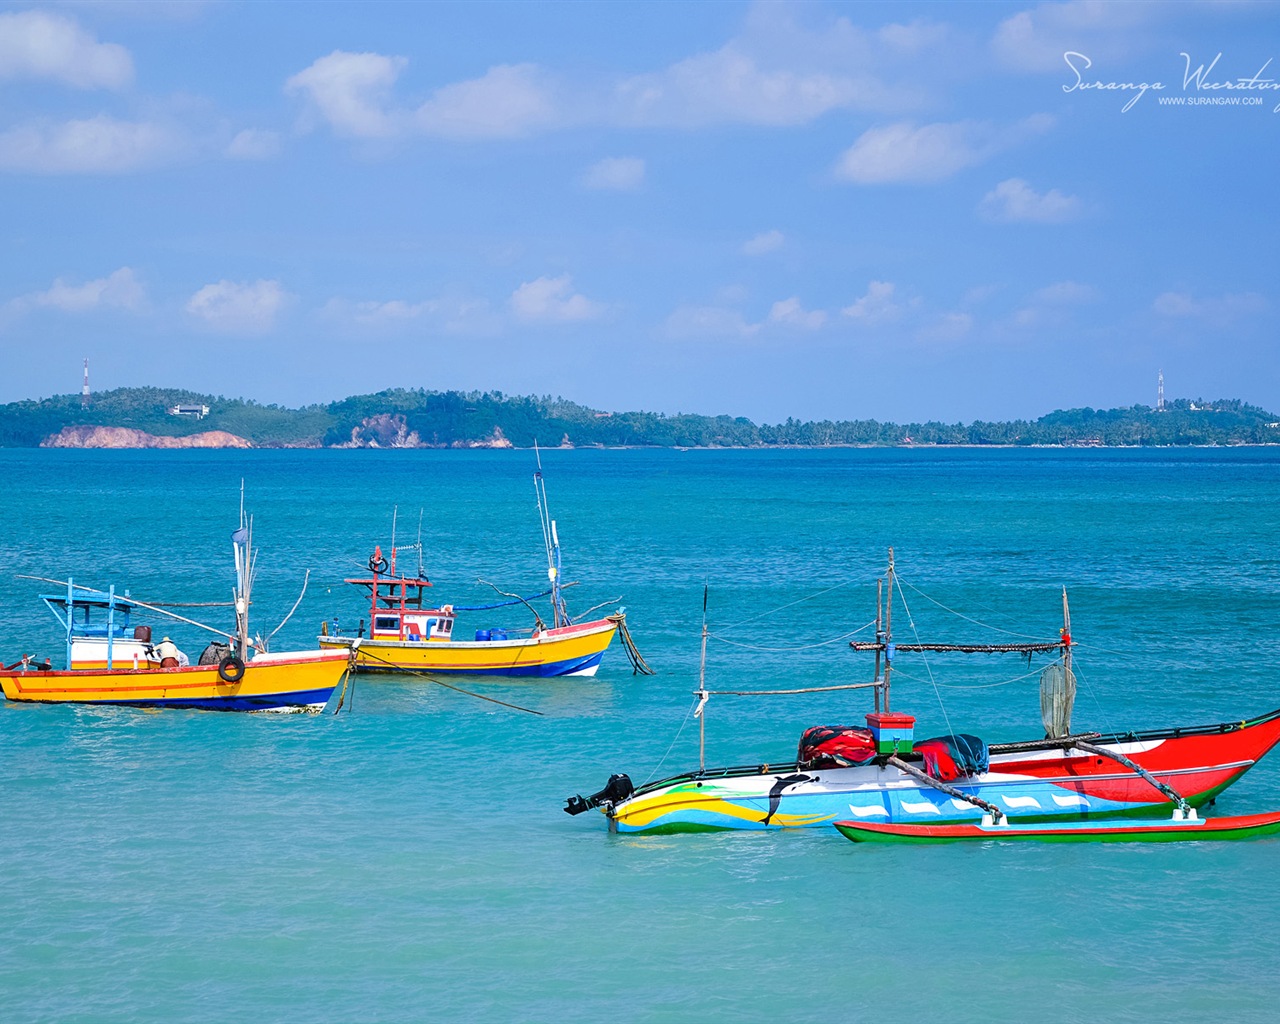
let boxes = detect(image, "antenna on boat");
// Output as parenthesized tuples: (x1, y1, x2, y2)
(390, 505, 398, 575)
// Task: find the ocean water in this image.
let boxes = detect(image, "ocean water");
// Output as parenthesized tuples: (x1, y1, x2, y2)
(2, 447, 1279, 1023)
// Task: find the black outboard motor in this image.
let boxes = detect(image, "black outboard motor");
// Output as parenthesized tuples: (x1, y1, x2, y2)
(564, 773, 634, 815)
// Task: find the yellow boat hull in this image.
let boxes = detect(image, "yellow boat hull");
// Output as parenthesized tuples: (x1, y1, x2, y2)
(319, 619, 617, 676)
(0, 649, 349, 711)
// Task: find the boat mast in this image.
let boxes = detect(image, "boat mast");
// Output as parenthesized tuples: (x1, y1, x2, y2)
(1061, 586, 1072, 679)
(697, 584, 709, 773)
(874, 577, 883, 713)
(533, 442, 565, 629)
(883, 547, 894, 713)
(232, 483, 253, 662)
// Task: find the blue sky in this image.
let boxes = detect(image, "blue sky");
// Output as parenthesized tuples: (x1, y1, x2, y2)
(1, 1, 1277, 422)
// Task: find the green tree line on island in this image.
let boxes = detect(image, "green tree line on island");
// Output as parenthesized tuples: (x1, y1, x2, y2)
(1, 386, 1277, 448)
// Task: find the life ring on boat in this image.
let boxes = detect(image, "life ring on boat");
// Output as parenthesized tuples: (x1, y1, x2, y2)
(218, 655, 246, 683)
(369, 554, 389, 574)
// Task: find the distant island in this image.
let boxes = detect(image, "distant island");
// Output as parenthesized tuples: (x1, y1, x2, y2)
(2, 387, 1278, 449)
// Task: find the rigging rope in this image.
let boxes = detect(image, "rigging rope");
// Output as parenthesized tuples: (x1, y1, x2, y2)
(352, 645, 544, 715)
(714, 575, 875, 633)
(890, 661, 1049, 690)
(893, 573, 956, 741)
(642, 695, 700, 785)
(898, 576, 1053, 641)
(709, 620, 875, 653)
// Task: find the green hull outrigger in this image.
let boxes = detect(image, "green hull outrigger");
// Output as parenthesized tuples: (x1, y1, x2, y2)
(834, 810, 1280, 844)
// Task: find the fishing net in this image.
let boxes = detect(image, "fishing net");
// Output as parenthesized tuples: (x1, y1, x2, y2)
(1040, 662, 1076, 738)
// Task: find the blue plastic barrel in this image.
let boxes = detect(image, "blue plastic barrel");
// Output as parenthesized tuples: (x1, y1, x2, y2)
(475, 629, 491, 642)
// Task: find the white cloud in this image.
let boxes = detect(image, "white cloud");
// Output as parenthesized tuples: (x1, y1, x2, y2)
(226, 129, 282, 161)
(663, 304, 760, 339)
(1008, 280, 1100, 329)
(917, 311, 974, 343)
(767, 297, 827, 330)
(992, 2, 1158, 73)
(285, 51, 407, 138)
(0, 116, 182, 174)
(980, 178, 1082, 223)
(285, 54, 560, 141)
(1035, 281, 1097, 305)
(1153, 290, 1267, 323)
(743, 230, 784, 255)
(835, 117, 1053, 184)
(416, 64, 559, 139)
(15, 267, 144, 312)
(510, 275, 601, 323)
(356, 299, 432, 321)
(0, 11, 133, 89)
(582, 156, 645, 191)
(186, 279, 290, 333)
(618, 45, 890, 127)
(842, 280, 901, 324)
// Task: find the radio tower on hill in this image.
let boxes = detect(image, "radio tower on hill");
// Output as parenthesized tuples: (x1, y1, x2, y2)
(1157, 369, 1165, 412)
(81, 358, 91, 409)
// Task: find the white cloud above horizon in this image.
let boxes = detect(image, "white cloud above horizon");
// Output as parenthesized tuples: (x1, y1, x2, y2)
(743, 230, 784, 255)
(11, 267, 145, 313)
(842, 280, 901, 324)
(415, 63, 560, 139)
(1153, 290, 1267, 324)
(834, 116, 1053, 184)
(582, 156, 645, 191)
(226, 129, 282, 161)
(510, 275, 602, 323)
(186, 279, 291, 333)
(0, 116, 184, 174)
(768, 297, 827, 330)
(0, 10, 133, 90)
(991, 2, 1160, 73)
(980, 178, 1082, 223)
(285, 51, 407, 138)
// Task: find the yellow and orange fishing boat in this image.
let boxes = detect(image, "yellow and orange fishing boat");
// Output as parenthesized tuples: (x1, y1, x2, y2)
(318, 548, 621, 677)
(2, 514, 352, 712)
(319, 456, 649, 678)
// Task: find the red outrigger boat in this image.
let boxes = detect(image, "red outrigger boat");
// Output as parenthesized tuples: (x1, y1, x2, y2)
(566, 550, 1280, 835)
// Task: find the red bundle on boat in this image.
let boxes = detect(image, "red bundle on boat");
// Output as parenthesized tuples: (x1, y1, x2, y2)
(798, 726, 878, 768)
(914, 734, 989, 782)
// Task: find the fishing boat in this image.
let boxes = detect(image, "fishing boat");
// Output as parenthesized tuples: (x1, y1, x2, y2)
(1, 512, 352, 712)
(564, 551, 1280, 834)
(832, 811, 1280, 844)
(319, 458, 649, 678)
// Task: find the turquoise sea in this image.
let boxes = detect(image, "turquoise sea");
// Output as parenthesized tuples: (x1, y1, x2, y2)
(3, 447, 1280, 1023)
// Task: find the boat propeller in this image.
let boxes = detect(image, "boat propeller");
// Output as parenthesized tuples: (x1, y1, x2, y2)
(564, 773, 634, 815)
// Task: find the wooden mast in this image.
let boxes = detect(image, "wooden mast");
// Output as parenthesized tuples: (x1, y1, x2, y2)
(697, 584, 709, 772)
(873, 577, 883, 714)
(1061, 586, 1072, 678)
(883, 547, 894, 714)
